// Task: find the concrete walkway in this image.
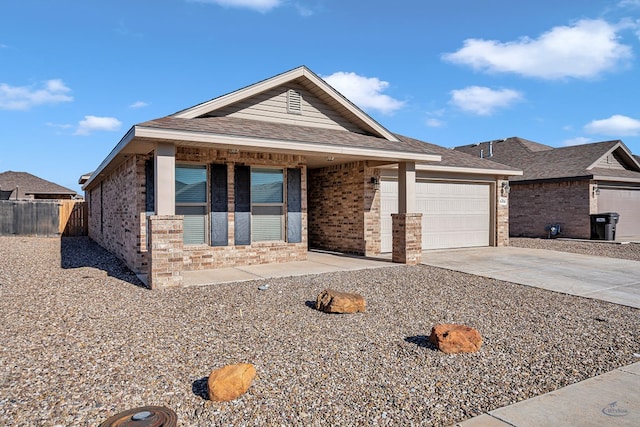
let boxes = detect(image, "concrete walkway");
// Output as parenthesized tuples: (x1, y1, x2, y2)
(422, 246, 640, 309)
(455, 362, 640, 427)
(182, 250, 394, 286)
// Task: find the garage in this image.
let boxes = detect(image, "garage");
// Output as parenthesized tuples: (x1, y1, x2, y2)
(598, 187, 640, 239)
(380, 179, 492, 251)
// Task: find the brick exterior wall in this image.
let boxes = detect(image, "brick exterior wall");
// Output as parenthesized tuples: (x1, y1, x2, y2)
(509, 180, 592, 238)
(87, 147, 308, 281)
(392, 213, 422, 265)
(86, 155, 148, 273)
(148, 215, 184, 289)
(308, 161, 380, 256)
(176, 148, 308, 271)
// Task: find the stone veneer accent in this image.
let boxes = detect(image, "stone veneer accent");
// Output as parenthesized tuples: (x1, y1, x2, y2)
(391, 213, 422, 265)
(496, 179, 510, 246)
(509, 180, 592, 238)
(308, 161, 380, 256)
(147, 215, 184, 289)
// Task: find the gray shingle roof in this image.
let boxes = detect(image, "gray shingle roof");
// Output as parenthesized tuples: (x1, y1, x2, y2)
(454, 137, 640, 182)
(138, 116, 520, 172)
(395, 134, 520, 171)
(0, 171, 76, 199)
(138, 115, 436, 155)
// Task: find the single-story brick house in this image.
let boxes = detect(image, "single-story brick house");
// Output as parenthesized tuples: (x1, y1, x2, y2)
(0, 171, 77, 200)
(455, 137, 640, 240)
(82, 66, 520, 289)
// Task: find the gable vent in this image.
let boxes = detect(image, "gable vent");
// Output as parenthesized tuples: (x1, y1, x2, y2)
(287, 89, 302, 114)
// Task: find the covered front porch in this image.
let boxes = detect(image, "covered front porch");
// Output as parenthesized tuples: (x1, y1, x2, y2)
(175, 250, 395, 287)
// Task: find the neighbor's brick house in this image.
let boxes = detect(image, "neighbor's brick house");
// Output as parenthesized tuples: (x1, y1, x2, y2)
(455, 137, 640, 240)
(82, 66, 520, 289)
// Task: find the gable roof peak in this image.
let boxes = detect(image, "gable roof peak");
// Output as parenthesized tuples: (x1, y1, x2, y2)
(170, 65, 399, 142)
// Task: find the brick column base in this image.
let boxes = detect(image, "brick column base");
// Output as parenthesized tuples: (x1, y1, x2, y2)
(392, 213, 422, 265)
(148, 215, 184, 290)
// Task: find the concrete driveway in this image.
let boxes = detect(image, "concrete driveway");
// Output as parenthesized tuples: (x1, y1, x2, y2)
(422, 246, 640, 309)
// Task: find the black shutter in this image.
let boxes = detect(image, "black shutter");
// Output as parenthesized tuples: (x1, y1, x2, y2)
(145, 159, 155, 213)
(234, 165, 251, 245)
(210, 164, 228, 246)
(287, 168, 302, 243)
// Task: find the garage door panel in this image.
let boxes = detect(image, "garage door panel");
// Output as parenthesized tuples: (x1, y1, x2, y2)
(380, 180, 491, 251)
(598, 188, 640, 238)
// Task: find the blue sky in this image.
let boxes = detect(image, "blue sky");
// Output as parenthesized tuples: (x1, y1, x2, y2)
(2, 0, 640, 194)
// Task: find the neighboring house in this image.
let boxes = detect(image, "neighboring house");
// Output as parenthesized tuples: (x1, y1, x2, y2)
(82, 66, 521, 289)
(0, 171, 77, 200)
(0, 171, 84, 237)
(454, 137, 640, 240)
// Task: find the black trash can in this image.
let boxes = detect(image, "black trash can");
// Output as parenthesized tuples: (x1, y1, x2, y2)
(590, 212, 620, 241)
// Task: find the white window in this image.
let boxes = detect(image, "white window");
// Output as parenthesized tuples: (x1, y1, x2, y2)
(251, 168, 284, 241)
(175, 165, 207, 245)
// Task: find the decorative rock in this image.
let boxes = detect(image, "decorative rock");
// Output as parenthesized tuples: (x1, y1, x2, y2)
(315, 289, 366, 314)
(429, 324, 482, 354)
(207, 363, 256, 402)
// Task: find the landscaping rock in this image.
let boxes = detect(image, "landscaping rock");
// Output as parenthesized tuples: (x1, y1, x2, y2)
(207, 363, 256, 402)
(429, 324, 482, 354)
(315, 289, 366, 313)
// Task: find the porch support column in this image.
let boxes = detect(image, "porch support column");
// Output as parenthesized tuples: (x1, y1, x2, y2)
(392, 161, 422, 265)
(154, 142, 176, 215)
(147, 215, 184, 289)
(148, 143, 183, 289)
(398, 161, 416, 214)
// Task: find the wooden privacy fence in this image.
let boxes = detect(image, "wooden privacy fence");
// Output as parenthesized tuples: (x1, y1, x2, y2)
(59, 200, 88, 236)
(0, 200, 87, 237)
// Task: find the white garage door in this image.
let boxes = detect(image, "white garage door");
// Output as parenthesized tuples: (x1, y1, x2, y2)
(381, 180, 491, 251)
(598, 187, 640, 239)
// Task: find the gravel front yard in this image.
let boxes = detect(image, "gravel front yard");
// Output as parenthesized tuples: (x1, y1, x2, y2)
(1, 237, 639, 426)
(511, 237, 640, 261)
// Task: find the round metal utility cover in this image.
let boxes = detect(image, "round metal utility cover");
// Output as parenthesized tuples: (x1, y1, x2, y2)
(99, 406, 177, 427)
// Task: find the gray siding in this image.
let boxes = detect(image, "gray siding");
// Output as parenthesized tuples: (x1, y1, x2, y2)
(211, 82, 367, 133)
(595, 150, 630, 170)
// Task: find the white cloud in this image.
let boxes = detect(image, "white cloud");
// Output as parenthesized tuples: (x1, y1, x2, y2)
(190, 0, 282, 12)
(584, 114, 640, 136)
(322, 71, 405, 115)
(129, 101, 149, 109)
(442, 19, 632, 80)
(425, 118, 445, 128)
(74, 116, 122, 136)
(449, 86, 523, 116)
(562, 137, 592, 146)
(294, 3, 314, 16)
(46, 122, 73, 130)
(0, 79, 73, 110)
(618, 0, 640, 8)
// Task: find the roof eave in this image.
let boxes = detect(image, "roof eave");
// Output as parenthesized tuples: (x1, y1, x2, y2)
(511, 175, 593, 184)
(592, 175, 640, 184)
(415, 164, 523, 176)
(135, 126, 439, 163)
(82, 127, 136, 191)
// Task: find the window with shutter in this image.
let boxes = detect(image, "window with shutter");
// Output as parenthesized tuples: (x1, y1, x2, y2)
(210, 164, 228, 246)
(176, 164, 207, 245)
(251, 168, 284, 241)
